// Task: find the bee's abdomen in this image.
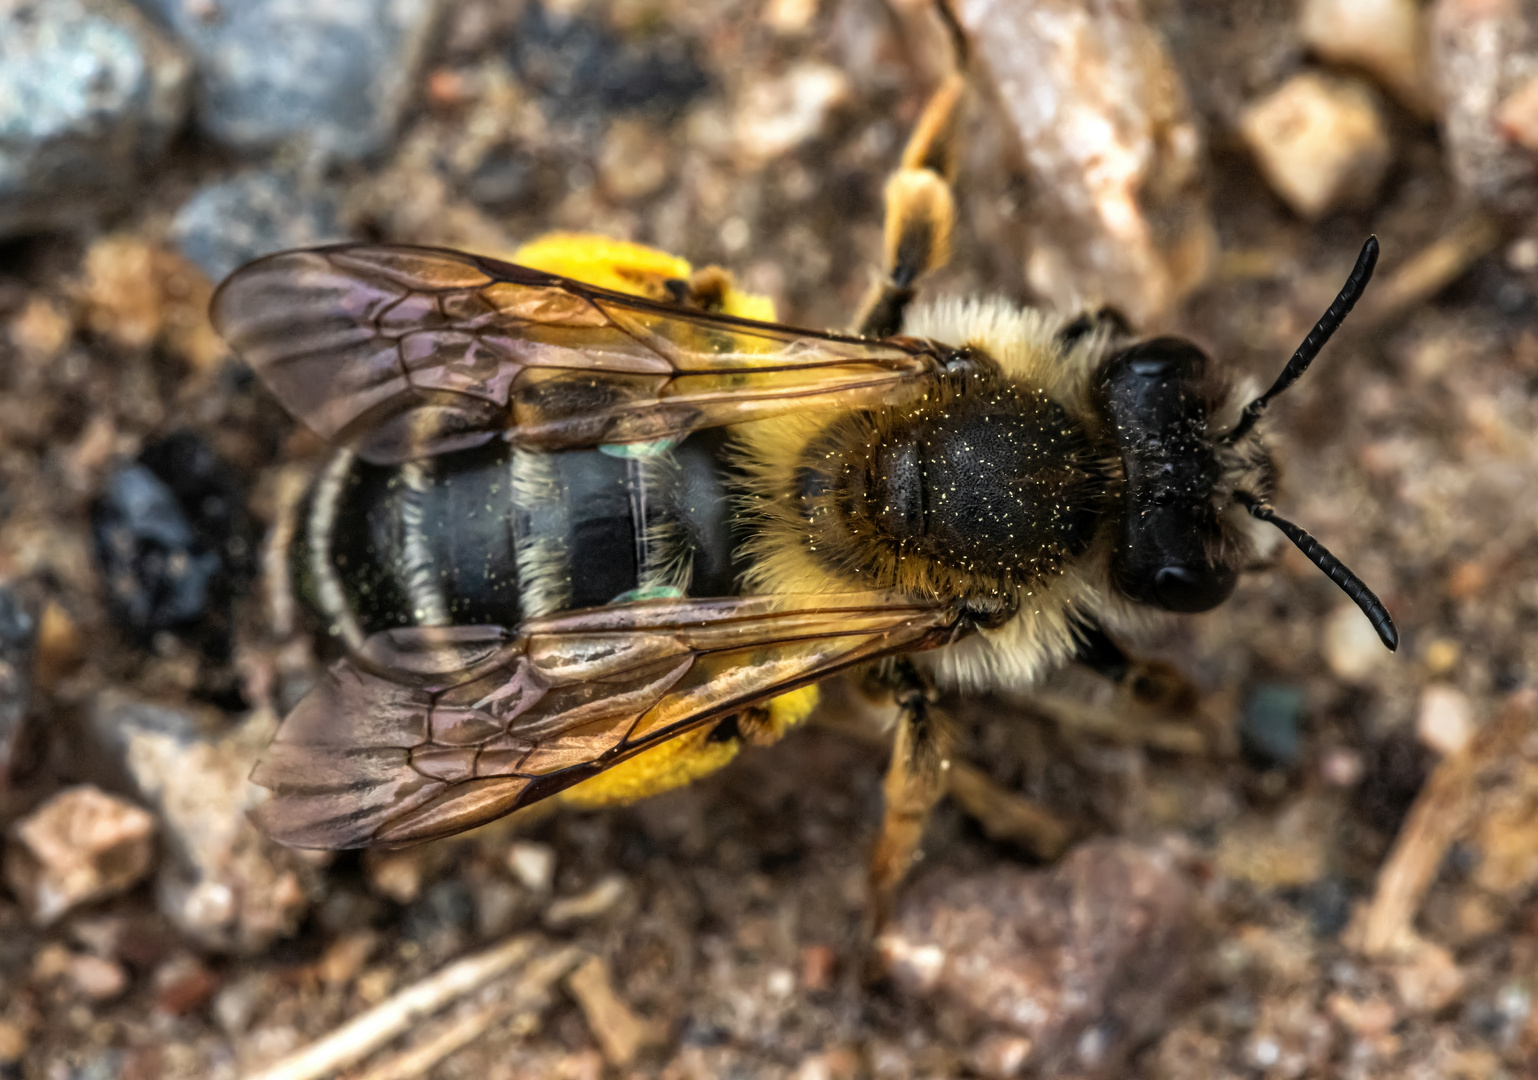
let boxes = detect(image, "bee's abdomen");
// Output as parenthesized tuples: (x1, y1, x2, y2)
(303, 430, 749, 641)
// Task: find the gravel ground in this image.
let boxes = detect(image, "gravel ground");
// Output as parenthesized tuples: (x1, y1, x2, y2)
(3, 0, 1538, 1077)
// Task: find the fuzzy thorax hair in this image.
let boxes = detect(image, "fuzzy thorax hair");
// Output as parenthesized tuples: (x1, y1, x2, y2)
(733, 296, 1160, 693)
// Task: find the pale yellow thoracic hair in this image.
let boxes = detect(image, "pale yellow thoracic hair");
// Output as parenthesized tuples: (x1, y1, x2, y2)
(738, 295, 1153, 694)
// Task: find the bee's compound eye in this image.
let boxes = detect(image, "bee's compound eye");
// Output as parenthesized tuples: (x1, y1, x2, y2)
(1153, 564, 1236, 612)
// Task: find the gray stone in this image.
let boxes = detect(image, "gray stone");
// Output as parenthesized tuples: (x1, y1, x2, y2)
(878, 840, 1199, 1080)
(0, 0, 189, 238)
(0, 581, 39, 794)
(132, 0, 443, 161)
(172, 168, 344, 282)
(951, 0, 1215, 328)
(88, 693, 313, 953)
(1431, 0, 1538, 215)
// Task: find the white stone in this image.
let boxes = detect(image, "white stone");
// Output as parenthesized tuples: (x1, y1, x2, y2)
(1325, 603, 1392, 682)
(1300, 0, 1437, 115)
(506, 841, 555, 893)
(4, 785, 155, 925)
(1239, 72, 1393, 221)
(88, 695, 312, 952)
(1416, 683, 1474, 755)
(733, 63, 851, 166)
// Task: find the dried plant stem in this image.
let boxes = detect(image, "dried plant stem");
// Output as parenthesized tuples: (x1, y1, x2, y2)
(1355, 211, 1501, 330)
(1357, 689, 1537, 957)
(243, 935, 544, 1080)
(350, 947, 584, 1080)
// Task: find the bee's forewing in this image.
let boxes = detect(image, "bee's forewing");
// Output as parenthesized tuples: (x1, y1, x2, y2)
(212, 244, 939, 464)
(250, 596, 954, 848)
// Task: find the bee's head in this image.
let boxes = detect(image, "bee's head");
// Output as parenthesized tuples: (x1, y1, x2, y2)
(1099, 237, 1397, 651)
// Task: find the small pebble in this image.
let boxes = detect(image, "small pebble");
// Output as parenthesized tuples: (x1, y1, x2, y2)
(1319, 747, 1365, 788)
(1506, 236, 1538, 272)
(598, 119, 671, 202)
(91, 458, 224, 638)
(800, 943, 836, 991)
(1300, 876, 1353, 938)
(1496, 75, 1538, 153)
(1240, 683, 1307, 769)
(365, 850, 426, 905)
(1327, 992, 1399, 1038)
(4, 785, 156, 925)
(970, 1034, 1034, 1080)
(0, 1018, 27, 1064)
(471, 878, 522, 939)
(319, 932, 378, 989)
(65, 953, 129, 1001)
(1239, 72, 1393, 221)
(7, 297, 72, 361)
(172, 168, 345, 283)
(354, 966, 396, 1005)
(765, 967, 796, 999)
(1299, 0, 1436, 114)
(733, 63, 851, 166)
(1324, 603, 1391, 682)
(154, 955, 220, 1015)
(213, 975, 264, 1035)
(1416, 683, 1474, 755)
(87, 696, 309, 952)
(763, 0, 819, 35)
(1422, 636, 1463, 677)
(506, 841, 556, 894)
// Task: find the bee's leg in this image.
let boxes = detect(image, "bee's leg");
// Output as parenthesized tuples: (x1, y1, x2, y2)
(1071, 620, 1201, 715)
(854, 75, 965, 338)
(869, 659, 953, 928)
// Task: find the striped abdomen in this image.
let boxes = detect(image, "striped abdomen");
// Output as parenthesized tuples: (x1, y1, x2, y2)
(301, 430, 748, 646)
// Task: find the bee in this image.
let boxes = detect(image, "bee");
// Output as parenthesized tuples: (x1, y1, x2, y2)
(212, 75, 1395, 911)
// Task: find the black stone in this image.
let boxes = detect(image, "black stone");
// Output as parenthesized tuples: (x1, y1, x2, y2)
(91, 432, 252, 646)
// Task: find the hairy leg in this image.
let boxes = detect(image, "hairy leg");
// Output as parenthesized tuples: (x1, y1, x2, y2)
(854, 75, 966, 338)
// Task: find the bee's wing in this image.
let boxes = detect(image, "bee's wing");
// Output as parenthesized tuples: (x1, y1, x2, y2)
(212, 244, 942, 465)
(250, 595, 956, 848)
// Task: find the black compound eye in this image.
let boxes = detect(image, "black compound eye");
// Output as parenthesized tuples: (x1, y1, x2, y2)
(1153, 564, 1236, 612)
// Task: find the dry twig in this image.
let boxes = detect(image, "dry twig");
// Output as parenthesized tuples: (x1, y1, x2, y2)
(1355, 210, 1502, 330)
(565, 954, 666, 1068)
(349, 947, 583, 1080)
(244, 935, 545, 1080)
(1355, 689, 1537, 957)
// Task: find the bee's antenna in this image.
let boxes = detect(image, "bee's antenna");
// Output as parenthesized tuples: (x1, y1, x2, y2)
(1226, 236, 1380, 443)
(1238, 494, 1398, 651)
